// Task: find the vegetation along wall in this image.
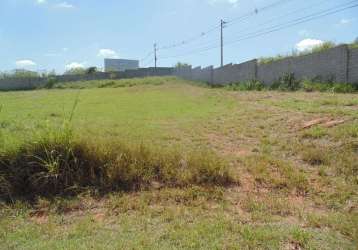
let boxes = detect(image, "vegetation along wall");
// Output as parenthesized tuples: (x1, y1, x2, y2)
(174, 45, 358, 85)
(0, 67, 173, 91)
(1, 45, 358, 91)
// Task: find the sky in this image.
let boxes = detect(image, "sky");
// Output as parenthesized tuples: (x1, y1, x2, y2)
(0, 0, 357, 73)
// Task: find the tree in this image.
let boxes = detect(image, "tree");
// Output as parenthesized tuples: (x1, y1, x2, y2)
(64, 67, 86, 75)
(2, 69, 40, 78)
(174, 62, 191, 68)
(86, 67, 97, 74)
(41, 70, 56, 78)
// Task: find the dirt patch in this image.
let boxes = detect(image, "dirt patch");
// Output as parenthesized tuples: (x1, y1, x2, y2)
(92, 212, 106, 222)
(206, 132, 256, 157)
(284, 241, 303, 250)
(30, 210, 49, 224)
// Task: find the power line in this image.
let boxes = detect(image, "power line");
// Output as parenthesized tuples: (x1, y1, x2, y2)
(157, 24, 220, 51)
(225, 0, 358, 46)
(142, 59, 154, 68)
(158, 1, 358, 60)
(156, 0, 294, 52)
(159, 0, 338, 56)
(225, 0, 294, 25)
(140, 51, 154, 62)
(151, 0, 293, 64)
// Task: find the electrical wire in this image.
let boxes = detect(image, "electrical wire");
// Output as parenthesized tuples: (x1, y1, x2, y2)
(158, 1, 358, 60)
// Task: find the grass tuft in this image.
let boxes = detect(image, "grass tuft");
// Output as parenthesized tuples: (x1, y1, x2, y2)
(0, 128, 235, 201)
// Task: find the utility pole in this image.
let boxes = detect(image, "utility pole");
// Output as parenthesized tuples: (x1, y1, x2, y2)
(154, 43, 157, 70)
(220, 19, 226, 67)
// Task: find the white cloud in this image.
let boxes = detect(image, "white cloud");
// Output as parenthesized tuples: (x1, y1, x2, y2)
(55, 2, 75, 9)
(97, 49, 119, 59)
(62, 47, 69, 52)
(36, 0, 47, 4)
(295, 39, 324, 52)
(338, 18, 354, 25)
(334, 18, 355, 28)
(15, 60, 37, 68)
(65, 62, 85, 70)
(209, 0, 239, 7)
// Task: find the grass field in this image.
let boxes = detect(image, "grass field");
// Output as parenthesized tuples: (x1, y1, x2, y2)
(0, 77, 357, 249)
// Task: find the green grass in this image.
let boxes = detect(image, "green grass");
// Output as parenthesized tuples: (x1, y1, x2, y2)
(51, 76, 181, 89)
(0, 77, 357, 249)
(258, 41, 337, 65)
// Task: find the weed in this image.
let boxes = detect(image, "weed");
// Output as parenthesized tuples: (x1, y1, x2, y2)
(302, 79, 358, 93)
(306, 212, 358, 241)
(271, 73, 301, 91)
(302, 127, 327, 139)
(226, 80, 265, 91)
(301, 146, 329, 166)
(290, 227, 312, 249)
(43, 77, 58, 89)
(52, 76, 180, 89)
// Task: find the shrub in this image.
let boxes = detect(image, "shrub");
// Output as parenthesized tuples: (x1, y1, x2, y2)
(311, 41, 335, 53)
(227, 80, 265, 91)
(271, 73, 301, 91)
(302, 80, 358, 93)
(43, 77, 58, 89)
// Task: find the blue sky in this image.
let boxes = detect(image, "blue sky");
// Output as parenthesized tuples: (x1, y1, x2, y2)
(0, 0, 357, 73)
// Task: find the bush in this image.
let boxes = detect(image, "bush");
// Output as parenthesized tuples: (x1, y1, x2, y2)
(0, 127, 235, 201)
(271, 73, 301, 91)
(226, 80, 265, 91)
(302, 80, 358, 93)
(44, 77, 58, 89)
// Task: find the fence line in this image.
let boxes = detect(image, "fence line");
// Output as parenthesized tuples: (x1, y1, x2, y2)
(1, 45, 358, 91)
(173, 45, 358, 85)
(0, 67, 173, 91)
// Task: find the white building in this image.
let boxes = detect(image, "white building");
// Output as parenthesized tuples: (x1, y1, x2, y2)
(104, 59, 139, 72)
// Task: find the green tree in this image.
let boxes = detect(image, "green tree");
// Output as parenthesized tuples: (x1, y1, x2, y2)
(64, 68, 86, 75)
(86, 67, 97, 74)
(174, 62, 191, 68)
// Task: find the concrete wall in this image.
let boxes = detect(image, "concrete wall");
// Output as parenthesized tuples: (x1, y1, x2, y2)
(173, 45, 357, 86)
(198, 66, 214, 84)
(213, 60, 257, 85)
(191, 67, 202, 82)
(348, 48, 358, 83)
(173, 66, 192, 80)
(0, 67, 174, 91)
(257, 45, 349, 84)
(0, 77, 47, 91)
(2, 45, 357, 91)
(55, 72, 113, 83)
(213, 63, 233, 85)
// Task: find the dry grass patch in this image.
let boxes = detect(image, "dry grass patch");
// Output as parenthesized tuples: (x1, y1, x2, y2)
(243, 155, 308, 195)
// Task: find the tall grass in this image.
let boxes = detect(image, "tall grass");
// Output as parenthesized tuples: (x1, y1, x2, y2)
(258, 41, 336, 64)
(0, 132, 234, 201)
(225, 80, 265, 91)
(51, 76, 181, 89)
(0, 94, 234, 201)
(222, 76, 357, 93)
